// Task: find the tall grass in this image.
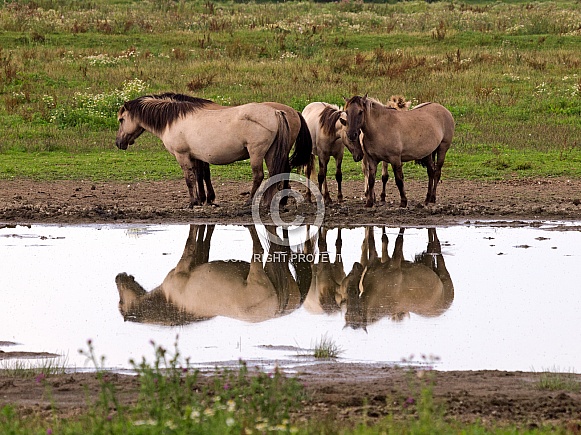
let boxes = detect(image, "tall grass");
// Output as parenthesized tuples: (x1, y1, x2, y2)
(0, 0, 580, 180)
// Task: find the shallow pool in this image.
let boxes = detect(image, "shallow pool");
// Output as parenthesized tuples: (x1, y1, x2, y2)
(1, 222, 580, 372)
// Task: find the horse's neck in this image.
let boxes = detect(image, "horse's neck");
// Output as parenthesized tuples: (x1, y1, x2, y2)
(363, 104, 394, 135)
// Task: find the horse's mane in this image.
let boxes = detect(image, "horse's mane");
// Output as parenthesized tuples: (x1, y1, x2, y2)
(345, 95, 382, 112)
(122, 289, 210, 326)
(122, 93, 214, 134)
(319, 103, 343, 136)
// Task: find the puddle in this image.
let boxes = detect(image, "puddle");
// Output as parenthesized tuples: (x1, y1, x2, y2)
(0, 223, 580, 373)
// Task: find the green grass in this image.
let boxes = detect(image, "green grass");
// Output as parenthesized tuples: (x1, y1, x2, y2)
(1, 340, 576, 434)
(0, 355, 68, 378)
(535, 367, 581, 392)
(1, 146, 580, 183)
(312, 334, 343, 359)
(0, 0, 580, 186)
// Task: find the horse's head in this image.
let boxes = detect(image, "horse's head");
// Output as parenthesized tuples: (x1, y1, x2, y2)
(339, 95, 366, 162)
(115, 104, 145, 150)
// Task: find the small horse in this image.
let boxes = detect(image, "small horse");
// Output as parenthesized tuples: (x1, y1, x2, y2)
(301, 102, 363, 204)
(116, 93, 312, 207)
(341, 95, 455, 207)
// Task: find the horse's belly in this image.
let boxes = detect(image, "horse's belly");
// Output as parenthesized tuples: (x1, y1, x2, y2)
(164, 263, 280, 321)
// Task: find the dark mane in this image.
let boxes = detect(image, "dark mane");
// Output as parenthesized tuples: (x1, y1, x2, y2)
(122, 93, 214, 134)
(345, 95, 365, 109)
(319, 104, 343, 136)
(123, 290, 210, 326)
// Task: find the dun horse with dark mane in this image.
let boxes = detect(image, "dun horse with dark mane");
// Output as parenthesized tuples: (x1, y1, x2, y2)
(341, 95, 454, 207)
(116, 93, 312, 207)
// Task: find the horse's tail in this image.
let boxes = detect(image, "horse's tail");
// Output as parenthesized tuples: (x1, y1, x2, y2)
(268, 110, 292, 178)
(289, 111, 313, 169)
(414, 148, 438, 167)
(306, 153, 316, 180)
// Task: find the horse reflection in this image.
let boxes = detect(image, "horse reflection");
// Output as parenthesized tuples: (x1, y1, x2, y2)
(343, 227, 454, 330)
(303, 227, 346, 315)
(115, 225, 308, 326)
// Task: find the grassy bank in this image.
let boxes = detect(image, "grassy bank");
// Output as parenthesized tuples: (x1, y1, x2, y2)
(0, 0, 580, 183)
(0, 340, 575, 434)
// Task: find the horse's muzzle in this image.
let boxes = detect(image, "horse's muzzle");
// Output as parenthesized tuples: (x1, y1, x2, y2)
(352, 150, 363, 162)
(115, 139, 129, 150)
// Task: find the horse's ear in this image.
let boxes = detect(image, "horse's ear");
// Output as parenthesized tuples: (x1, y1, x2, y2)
(339, 112, 347, 126)
(343, 96, 348, 102)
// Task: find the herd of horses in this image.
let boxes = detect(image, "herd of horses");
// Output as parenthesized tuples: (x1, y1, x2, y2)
(116, 93, 455, 209)
(116, 225, 454, 329)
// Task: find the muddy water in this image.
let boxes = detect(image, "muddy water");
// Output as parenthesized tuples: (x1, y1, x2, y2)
(1, 223, 580, 373)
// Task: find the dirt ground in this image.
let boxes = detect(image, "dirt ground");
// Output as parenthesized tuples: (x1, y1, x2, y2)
(1, 177, 581, 429)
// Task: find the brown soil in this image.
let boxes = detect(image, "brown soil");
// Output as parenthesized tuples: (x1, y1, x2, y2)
(1, 177, 581, 430)
(1, 177, 580, 227)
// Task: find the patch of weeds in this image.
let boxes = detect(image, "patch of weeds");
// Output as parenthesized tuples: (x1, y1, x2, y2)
(535, 367, 581, 392)
(75, 336, 305, 434)
(0, 355, 68, 378)
(313, 334, 343, 359)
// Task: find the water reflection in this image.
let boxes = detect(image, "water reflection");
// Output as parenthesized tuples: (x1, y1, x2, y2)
(343, 227, 454, 330)
(116, 224, 454, 329)
(116, 225, 310, 325)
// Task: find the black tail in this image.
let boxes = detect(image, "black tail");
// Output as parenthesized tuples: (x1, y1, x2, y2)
(268, 110, 292, 177)
(289, 111, 313, 168)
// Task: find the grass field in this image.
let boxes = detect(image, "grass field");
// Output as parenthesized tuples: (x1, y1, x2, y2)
(1, 2, 581, 430)
(1, 0, 580, 183)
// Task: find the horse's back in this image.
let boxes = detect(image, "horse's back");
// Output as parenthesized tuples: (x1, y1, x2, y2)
(397, 102, 454, 152)
(163, 261, 281, 321)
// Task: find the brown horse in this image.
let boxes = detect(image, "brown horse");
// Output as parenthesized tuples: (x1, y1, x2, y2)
(341, 95, 455, 207)
(116, 93, 312, 206)
(342, 227, 454, 330)
(115, 224, 309, 325)
(362, 95, 412, 203)
(301, 102, 363, 204)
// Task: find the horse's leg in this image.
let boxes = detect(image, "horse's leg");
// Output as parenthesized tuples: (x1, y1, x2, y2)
(431, 146, 449, 203)
(392, 162, 407, 208)
(305, 154, 315, 203)
(335, 153, 344, 203)
(381, 227, 389, 263)
(380, 161, 389, 203)
(191, 158, 207, 205)
(364, 158, 378, 208)
(202, 161, 216, 205)
(318, 154, 332, 205)
(247, 156, 265, 206)
(177, 157, 199, 208)
(421, 154, 436, 206)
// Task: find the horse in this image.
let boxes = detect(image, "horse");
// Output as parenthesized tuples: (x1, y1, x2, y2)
(341, 95, 455, 207)
(194, 100, 314, 206)
(301, 102, 363, 204)
(362, 95, 412, 204)
(115, 224, 309, 325)
(341, 227, 454, 330)
(116, 93, 312, 207)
